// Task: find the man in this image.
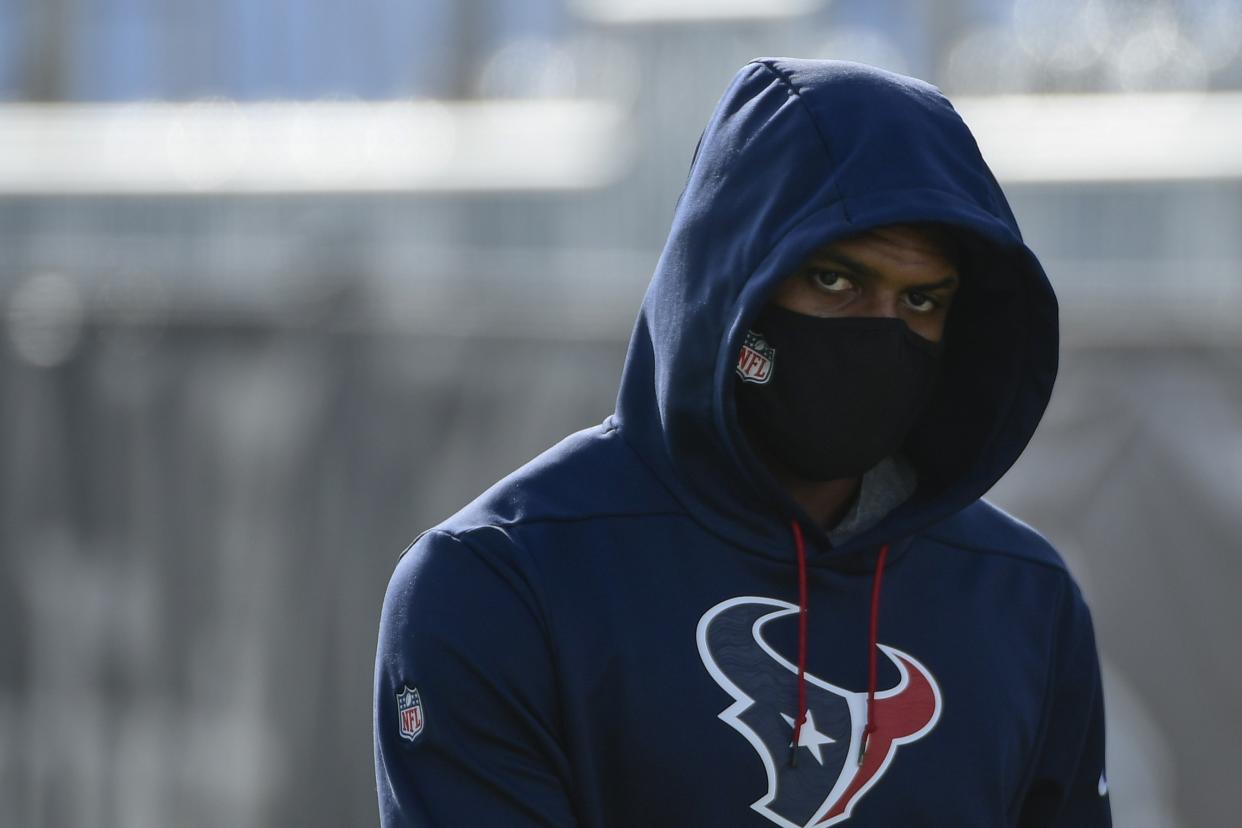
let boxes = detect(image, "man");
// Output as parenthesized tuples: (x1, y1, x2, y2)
(374, 59, 1110, 827)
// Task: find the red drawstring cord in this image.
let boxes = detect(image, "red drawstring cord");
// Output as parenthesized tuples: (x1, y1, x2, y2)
(861, 542, 890, 765)
(788, 519, 890, 770)
(789, 520, 809, 767)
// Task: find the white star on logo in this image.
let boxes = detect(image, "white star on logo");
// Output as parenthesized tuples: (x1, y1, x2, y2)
(780, 710, 836, 765)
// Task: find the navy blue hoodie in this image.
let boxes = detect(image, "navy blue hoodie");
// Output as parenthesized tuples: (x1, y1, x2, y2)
(375, 59, 1111, 827)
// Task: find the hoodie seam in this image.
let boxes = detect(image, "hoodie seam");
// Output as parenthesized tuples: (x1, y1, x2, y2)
(832, 184, 1010, 224)
(752, 59, 852, 222)
(610, 420, 786, 555)
(917, 532, 1069, 574)
(461, 511, 693, 532)
(1010, 573, 1072, 817)
(610, 419, 692, 504)
(431, 527, 583, 796)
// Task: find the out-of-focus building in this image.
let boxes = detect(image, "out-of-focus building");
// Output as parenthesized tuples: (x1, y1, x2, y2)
(1, 2, 1239, 826)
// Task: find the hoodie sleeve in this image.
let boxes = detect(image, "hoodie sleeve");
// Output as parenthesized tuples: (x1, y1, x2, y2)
(1017, 578, 1112, 827)
(374, 529, 578, 827)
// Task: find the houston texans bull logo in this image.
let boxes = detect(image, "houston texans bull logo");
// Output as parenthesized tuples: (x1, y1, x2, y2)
(696, 597, 941, 827)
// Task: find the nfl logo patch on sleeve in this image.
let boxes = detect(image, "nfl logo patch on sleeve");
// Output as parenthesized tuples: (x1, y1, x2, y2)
(396, 686, 425, 742)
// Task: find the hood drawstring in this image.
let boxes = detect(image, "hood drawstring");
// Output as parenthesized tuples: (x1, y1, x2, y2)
(789, 521, 809, 767)
(861, 541, 890, 765)
(787, 520, 891, 770)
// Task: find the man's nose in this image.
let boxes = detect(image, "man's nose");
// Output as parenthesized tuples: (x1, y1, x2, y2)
(857, 292, 903, 319)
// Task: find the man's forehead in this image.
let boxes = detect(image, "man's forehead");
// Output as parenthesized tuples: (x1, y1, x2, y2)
(811, 223, 962, 265)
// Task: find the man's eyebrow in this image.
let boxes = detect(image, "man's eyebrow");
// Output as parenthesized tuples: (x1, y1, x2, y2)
(809, 250, 960, 291)
(808, 249, 878, 278)
(911, 275, 961, 292)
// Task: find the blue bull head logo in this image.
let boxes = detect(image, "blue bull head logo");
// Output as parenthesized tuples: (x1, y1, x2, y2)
(697, 597, 941, 827)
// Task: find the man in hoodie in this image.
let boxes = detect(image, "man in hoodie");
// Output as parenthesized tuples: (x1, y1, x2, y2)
(374, 59, 1111, 827)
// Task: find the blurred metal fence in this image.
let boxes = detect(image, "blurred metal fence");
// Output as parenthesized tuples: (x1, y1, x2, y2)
(1, 318, 629, 827)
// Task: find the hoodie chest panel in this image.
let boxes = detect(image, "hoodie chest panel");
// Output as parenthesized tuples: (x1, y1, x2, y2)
(525, 521, 1054, 827)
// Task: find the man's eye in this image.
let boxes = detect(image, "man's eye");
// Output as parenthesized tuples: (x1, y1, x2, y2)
(809, 270, 855, 293)
(905, 291, 938, 313)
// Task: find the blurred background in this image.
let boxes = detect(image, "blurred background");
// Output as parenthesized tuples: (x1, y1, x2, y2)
(1, 0, 1240, 825)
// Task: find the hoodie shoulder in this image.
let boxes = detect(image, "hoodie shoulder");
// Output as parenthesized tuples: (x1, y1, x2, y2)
(437, 420, 683, 536)
(919, 499, 1068, 573)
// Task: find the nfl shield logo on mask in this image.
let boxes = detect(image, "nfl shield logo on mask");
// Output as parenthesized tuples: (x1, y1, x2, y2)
(737, 330, 775, 384)
(396, 686, 425, 742)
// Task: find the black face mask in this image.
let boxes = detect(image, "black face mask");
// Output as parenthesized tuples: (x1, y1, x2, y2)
(733, 305, 943, 481)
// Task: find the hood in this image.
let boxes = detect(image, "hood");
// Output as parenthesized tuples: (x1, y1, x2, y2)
(613, 58, 1058, 564)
